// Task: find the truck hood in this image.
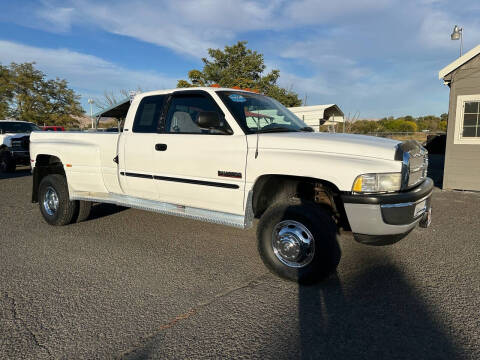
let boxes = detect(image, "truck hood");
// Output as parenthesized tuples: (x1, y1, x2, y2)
(254, 132, 401, 160)
(0, 133, 30, 147)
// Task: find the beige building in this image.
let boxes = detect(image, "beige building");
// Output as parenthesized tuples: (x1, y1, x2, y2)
(288, 104, 344, 131)
(439, 45, 480, 191)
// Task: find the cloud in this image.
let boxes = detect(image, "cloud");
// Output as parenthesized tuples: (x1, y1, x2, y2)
(31, 0, 284, 57)
(5, 0, 480, 117)
(28, 0, 480, 59)
(0, 40, 177, 109)
(418, 8, 480, 53)
(283, 0, 393, 24)
(266, 0, 480, 116)
(35, 1, 75, 32)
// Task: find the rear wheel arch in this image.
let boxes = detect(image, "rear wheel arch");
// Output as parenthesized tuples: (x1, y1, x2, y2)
(32, 154, 66, 203)
(35, 154, 63, 167)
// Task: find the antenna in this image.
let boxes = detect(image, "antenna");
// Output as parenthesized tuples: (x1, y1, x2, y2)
(255, 116, 260, 159)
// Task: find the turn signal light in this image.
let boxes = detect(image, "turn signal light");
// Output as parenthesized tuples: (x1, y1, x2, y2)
(352, 177, 363, 192)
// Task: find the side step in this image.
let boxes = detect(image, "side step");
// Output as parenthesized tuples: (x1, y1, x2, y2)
(71, 191, 253, 229)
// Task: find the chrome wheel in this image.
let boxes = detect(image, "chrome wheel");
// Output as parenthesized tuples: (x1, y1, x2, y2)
(43, 186, 59, 216)
(272, 220, 315, 268)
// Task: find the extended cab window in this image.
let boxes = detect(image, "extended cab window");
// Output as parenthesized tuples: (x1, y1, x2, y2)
(132, 95, 166, 133)
(164, 94, 232, 135)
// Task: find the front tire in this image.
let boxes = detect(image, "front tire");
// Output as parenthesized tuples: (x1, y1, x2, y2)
(257, 201, 341, 283)
(0, 151, 16, 173)
(38, 174, 78, 226)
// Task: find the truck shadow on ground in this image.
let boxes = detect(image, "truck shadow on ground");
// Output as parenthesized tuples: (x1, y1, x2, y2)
(117, 254, 462, 359)
(87, 203, 128, 221)
(298, 260, 461, 360)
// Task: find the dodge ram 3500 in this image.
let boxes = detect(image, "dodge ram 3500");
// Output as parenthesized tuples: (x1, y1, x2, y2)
(30, 88, 433, 282)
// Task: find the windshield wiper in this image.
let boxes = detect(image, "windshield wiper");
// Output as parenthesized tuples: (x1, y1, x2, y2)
(256, 127, 299, 133)
(299, 126, 314, 132)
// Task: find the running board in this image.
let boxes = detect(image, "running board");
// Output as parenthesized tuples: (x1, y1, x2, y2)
(71, 191, 253, 229)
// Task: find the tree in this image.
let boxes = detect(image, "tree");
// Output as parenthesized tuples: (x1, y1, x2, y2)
(379, 118, 417, 132)
(0, 65, 14, 119)
(93, 88, 143, 111)
(439, 121, 447, 131)
(177, 41, 302, 107)
(0, 62, 83, 126)
(350, 120, 384, 134)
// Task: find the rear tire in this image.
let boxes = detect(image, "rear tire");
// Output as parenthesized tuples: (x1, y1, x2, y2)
(257, 200, 341, 283)
(76, 201, 92, 222)
(0, 151, 16, 173)
(38, 174, 78, 226)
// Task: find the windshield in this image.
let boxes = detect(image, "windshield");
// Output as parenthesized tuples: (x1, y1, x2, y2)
(217, 91, 308, 133)
(0, 122, 41, 133)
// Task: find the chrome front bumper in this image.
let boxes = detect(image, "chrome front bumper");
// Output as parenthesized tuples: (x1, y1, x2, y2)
(341, 178, 434, 245)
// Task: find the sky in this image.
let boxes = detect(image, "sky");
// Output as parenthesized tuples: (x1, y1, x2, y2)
(0, 0, 479, 118)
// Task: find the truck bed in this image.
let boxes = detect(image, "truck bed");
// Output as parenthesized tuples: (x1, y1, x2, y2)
(30, 131, 121, 194)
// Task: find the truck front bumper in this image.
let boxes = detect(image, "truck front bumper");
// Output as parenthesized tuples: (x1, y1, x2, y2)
(341, 177, 434, 246)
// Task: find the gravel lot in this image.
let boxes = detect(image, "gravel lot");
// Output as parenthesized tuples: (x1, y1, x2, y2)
(1, 169, 479, 359)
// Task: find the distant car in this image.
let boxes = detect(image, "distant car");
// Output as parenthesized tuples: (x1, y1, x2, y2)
(42, 126, 65, 131)
(0, 120, 41, 172)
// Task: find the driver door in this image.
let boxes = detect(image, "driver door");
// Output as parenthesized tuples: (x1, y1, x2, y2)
(152, 91, 247, 215)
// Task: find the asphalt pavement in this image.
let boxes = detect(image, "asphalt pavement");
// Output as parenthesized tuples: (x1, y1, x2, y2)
(1, 169, 479, 359)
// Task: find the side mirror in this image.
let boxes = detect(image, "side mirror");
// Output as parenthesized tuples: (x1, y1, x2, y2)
(197, 111, 221, 129)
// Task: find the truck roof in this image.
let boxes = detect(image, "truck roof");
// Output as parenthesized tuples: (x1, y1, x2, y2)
(0, 119, 35, 124)
(138, 87, 254, 96)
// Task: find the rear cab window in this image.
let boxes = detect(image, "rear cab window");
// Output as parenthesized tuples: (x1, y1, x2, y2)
(132, 95, 167, 133)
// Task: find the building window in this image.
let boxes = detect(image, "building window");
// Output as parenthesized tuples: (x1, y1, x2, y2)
(462, 101, 480, 137)
(454, 95, 480, 144)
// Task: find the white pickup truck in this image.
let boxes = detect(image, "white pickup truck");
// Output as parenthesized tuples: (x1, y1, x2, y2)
(1, 120, 40, 172)
(30, 87, 433, 282)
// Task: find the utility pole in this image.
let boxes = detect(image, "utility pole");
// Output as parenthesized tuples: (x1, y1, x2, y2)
(451, 25, 463, 57)
(88, 98, 94, 129)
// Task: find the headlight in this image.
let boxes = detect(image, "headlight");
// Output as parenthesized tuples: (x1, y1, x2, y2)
(352, 173, 402, 193)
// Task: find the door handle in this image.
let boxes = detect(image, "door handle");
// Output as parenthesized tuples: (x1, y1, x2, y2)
(155, 143, 167, 151)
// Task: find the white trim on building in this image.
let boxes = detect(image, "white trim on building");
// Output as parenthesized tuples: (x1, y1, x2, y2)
(453, 94, 480, 144)
(439, 44, 480, 79)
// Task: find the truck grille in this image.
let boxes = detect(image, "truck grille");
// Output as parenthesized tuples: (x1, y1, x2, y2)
(396, 140, 428, 189)
(11, 136, 29, 151)
(406, 146, 428, 188)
